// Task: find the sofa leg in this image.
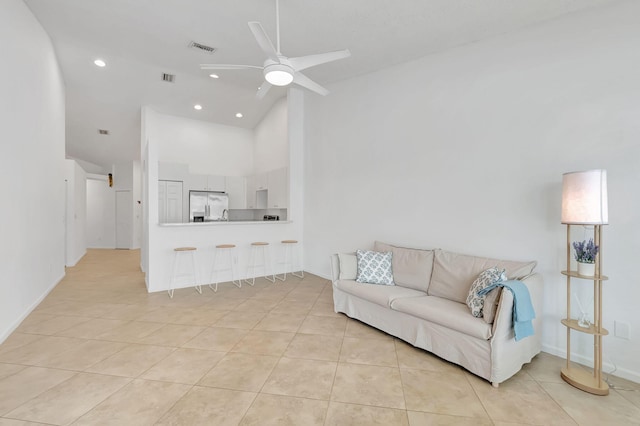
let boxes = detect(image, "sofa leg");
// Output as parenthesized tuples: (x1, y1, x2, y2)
(492, 382, 499, 388)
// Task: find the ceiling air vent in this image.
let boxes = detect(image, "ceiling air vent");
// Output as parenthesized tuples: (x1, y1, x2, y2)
(161, 73, 176, 83)
(188, 41, 216, 54)
(98, 129, 109, 135)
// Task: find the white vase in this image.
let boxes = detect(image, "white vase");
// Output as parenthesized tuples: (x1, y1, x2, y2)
(577, 261, 595, 277)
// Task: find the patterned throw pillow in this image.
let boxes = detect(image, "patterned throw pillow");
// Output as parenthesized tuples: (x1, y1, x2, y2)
(356, 250, 394, 285)
(466, 267, 507, 318)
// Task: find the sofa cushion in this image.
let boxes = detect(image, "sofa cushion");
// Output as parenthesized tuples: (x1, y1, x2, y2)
(391, 295, 492, 340)
(428, 249, 537, 304)
(338, 253, 357, 280)
(466, 267, 507, 318)
(356, 250, 394, 285)
(335, 279, 426, 308)
(374, 241, 434, 292)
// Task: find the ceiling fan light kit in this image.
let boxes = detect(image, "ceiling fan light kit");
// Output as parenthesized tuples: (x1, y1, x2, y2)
(264, 63, 294, 86)
(200, 0, 350, 98)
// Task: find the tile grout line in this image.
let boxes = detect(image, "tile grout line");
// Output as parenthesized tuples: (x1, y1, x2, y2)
(392, 338, 410, 419)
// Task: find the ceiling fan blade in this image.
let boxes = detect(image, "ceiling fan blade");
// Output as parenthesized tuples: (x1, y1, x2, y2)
(289, 49, 351, 72)
(248, 22, 279, 61)
(293, 72, 329, 96)
(256, 82, 272, 100)
(200, 64, 262, 70)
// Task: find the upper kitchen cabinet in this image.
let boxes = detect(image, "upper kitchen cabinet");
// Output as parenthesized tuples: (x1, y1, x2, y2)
(245, 175, 257, 209)
(267, 167, 288, 209)
(255, 172, 268, 191)
(225, 176, 247, 209)
(188, 174, 226, 192)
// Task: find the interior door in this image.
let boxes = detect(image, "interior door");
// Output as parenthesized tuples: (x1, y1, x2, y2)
(116, 190, 132, 249)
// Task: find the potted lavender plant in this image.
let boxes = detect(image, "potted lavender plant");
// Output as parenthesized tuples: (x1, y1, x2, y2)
(573, 238, 599, 276)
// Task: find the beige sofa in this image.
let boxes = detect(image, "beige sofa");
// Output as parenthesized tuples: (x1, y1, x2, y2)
(330, 241, 543, 386)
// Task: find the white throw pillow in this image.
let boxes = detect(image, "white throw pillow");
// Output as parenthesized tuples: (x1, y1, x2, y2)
(356, 250, 394, 286)
(466, 267, 506, 318)
(338, 253, 357, 280)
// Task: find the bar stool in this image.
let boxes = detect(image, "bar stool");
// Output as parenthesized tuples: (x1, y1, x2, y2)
(209, 244, 241, 292)
(276, 240, 304, 281)
(169, 247, 202, 298)
(244, 242, 275, 286)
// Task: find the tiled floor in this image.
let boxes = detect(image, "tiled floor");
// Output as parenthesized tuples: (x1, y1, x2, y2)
(0, 249, 639, 425)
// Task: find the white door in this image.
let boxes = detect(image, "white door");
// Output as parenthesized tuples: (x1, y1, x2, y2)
(116, 190, 132, 249)
(166, 181, 183, 223)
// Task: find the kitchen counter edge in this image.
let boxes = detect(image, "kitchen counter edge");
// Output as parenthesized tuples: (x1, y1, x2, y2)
(158, 220, 292, 227)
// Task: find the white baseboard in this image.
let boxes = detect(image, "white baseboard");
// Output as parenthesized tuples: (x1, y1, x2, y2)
(0, 272, 65, 345)
(305, 266, 331, 281)
(65, 249, 86, 267)
(542, 343, 640, 384)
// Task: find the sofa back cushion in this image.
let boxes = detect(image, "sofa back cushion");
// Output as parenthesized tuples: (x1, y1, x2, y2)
(374, 241, 434, 292)
(428, 249, 537, 304)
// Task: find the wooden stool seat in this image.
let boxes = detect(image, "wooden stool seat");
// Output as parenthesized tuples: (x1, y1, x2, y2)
(174, 247, 197, 251)
(216, 244, 236, 249)
(281, 240, 298, 244)
(251, 242, 269, 246)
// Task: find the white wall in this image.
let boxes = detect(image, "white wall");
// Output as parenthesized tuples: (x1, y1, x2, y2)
(111, 161, 139, 249)
(0, 0, 66, 341)
(86, 176, 116, 248)
(155, 113, 254, 177)
(132, 160, 142, 249)
(64, 160, 87, 266)
(112, 162, 134, 191)
(304, 2, 640, 382)
(254, 98, 289, 173)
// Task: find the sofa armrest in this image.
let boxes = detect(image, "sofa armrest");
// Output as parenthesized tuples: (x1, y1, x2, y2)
(490, 273, 543, 384)
(329, 254, 340, 283)
(492, 273, 544, 339)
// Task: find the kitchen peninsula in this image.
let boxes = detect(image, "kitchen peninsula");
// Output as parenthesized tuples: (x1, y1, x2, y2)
(141, 90, 304, 293)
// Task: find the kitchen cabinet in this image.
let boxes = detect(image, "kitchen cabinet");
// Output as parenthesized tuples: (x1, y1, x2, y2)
(158, 180, 183, 223)
(255, 172, 268, 191)
(225, 176, 246, 209)
(188, 174, 226, 192)
(158, 162, 188, 181)
(245, 175, 257, 209)
(267, 167, 288, 209)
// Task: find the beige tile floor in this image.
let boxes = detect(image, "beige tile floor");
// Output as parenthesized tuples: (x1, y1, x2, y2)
(0, 249, 639, 425)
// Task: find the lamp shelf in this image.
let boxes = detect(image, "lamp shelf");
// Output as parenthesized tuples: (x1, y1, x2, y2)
(561, 319, 608, 336)
(561, 367, 609, 396)
(561, 271, 608, 281)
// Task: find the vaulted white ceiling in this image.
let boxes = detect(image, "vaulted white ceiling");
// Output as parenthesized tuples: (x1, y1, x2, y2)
(24, 0, 617, 170)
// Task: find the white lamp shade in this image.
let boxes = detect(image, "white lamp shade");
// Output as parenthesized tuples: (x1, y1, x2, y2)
(561, 169, 608, 224)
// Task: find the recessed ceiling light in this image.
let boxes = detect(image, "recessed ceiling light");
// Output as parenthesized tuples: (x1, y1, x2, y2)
(209, 73, 219, 79)
(94, 59, 106, 67)
(194, 104, 203, 110)
(235, 113, 243, 118)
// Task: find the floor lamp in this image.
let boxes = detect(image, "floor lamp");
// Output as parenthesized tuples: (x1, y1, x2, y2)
(560, 169, 609, 395)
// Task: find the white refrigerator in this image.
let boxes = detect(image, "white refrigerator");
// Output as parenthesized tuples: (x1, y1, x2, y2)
(189, 191, 229, 222)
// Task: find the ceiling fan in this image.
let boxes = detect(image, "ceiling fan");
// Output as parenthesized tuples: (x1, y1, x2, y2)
(200, 0, 351, 99)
